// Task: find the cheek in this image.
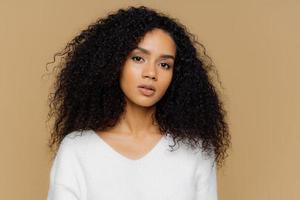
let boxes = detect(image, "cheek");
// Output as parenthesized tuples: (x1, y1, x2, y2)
(120, 65, 139, 88)
(159, 72, 173, 90)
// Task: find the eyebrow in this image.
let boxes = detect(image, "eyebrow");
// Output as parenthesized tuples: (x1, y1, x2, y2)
(134, 46, 175, 60)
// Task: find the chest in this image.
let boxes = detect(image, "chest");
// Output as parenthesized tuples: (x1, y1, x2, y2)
(97, 132, 163, 160)
(85, 162, 197, 200)
(81, 143, 198, 200)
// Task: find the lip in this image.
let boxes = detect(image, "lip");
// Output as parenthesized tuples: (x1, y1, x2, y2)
(137, 84, 156, 96)
(137, 84, 156, 91)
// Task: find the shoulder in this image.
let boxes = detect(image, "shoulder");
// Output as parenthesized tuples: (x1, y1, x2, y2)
(56, 129, 95, 159)
(164, 136, 215, 168)
(166, 136, 214, 161)
(51, 130, 95, 172)
(62, 129, 94, 147)
(64, 129, 94, 140)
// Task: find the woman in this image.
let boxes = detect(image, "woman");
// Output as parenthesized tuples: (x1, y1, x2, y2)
(46, 5, 231, 200)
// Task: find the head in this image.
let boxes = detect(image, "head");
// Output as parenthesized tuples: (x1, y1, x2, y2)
(120, 28, 176, 108)
(46, 6, 231, 168)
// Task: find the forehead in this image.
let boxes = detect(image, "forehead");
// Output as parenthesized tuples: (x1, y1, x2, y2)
(134, 29, 176, 56)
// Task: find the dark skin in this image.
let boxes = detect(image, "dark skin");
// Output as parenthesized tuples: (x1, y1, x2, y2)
(96, 28, 176, 160)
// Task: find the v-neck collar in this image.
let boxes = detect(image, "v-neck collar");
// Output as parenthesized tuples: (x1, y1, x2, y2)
(90, 129, 166, 164)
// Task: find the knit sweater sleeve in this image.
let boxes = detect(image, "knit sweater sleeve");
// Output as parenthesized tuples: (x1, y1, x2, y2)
(47, 136, 81, 200)
(195, 153, 218, 200)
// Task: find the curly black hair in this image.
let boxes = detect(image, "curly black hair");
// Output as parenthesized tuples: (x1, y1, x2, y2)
(44, 5, 231, 168)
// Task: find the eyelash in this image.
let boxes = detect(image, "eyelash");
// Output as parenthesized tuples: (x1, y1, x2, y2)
(131, 56, 171, 69)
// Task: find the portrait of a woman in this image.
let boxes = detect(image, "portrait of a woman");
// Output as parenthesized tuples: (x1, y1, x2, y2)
(46, 5, 231, 200)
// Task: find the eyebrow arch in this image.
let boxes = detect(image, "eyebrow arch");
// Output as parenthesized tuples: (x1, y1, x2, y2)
(134, 46, 175, 60)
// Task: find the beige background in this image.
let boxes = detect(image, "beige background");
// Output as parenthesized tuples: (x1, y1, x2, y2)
(1, 0, 299, 199)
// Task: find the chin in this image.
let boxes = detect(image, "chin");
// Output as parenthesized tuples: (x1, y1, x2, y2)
(126, 96, 158, 108)
(136, 99, 158, 108)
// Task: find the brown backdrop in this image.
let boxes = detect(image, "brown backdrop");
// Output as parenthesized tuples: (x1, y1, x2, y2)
(1, 0, 299, 199)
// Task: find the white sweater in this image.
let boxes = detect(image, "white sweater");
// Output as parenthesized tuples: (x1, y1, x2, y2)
(47, 130, 218, 200)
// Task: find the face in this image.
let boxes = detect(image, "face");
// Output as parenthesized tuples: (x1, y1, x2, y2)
(120, 28, 176, 108)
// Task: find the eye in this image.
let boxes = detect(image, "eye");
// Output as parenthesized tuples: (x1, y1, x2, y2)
(131, 56, 144, 63)
(160, 63, 171, 69)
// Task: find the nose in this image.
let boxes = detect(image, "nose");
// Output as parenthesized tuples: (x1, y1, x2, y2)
(142, 62, 157, 80)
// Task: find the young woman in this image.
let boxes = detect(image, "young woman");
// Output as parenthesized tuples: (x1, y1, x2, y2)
(46, 5, 231, 200)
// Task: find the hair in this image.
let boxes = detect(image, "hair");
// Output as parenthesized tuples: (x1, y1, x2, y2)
(44, 5, 231, 168)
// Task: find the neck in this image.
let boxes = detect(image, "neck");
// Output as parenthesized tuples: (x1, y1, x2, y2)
(111, 99, 160, 138)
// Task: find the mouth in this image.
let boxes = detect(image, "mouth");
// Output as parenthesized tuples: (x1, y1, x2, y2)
(137, 84, 156, 96)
